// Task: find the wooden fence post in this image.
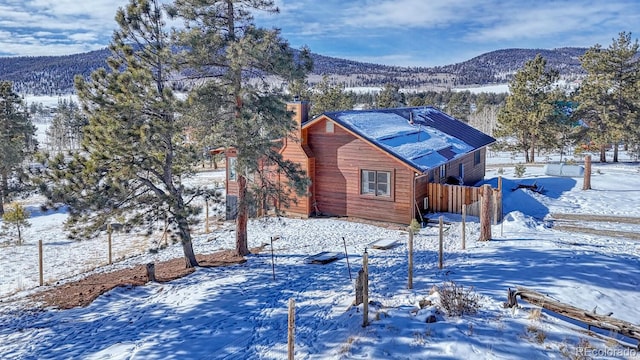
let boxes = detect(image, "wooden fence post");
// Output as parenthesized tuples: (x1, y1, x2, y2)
(498, 176, 503, 223)
(408, 227, 413, 289)
(271, 236, 276, 281)
(288, 298, 295, 360)
(355, 269, 364, 305)
(205, 198, 210, 233)
(107, 223, 113, 265)
(461, 204, 466, 250)
(362, 249, 369, 327)
(493, 189, 498, 225)
(38, 239, 44, 286)
(479, 184, 492, 241)
(146, 263, 157, 282)
(438, 216, 444, 269)
(583, 155, 592, 190)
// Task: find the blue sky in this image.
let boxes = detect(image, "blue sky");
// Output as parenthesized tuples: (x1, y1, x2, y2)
(0, 0, 638, 67)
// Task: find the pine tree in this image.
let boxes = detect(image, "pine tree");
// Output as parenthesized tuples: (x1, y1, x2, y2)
(288, 78, 312, 103)
(376, 83, 403, 108)
(309, 75, 354, 117)
(0, 81, 37, 215)
(170, 0, 312, 256)
(496, 54, 559, 162)
(40, 0, 201, 268)
(446, 91, 471, 120)
(2, 202, 30, 245)
(577, 32, 640, 162)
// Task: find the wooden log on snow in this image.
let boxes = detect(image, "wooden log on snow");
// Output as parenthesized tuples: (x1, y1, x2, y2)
(511, 287, 640, 344)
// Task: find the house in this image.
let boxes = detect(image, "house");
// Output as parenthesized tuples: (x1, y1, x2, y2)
(226, 101, 496, 224)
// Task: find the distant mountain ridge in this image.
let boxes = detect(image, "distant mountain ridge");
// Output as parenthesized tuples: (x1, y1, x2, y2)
(0, 47, 587, 95)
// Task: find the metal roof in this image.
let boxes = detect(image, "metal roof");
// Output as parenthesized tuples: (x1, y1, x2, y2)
(318, 106, 496, 172)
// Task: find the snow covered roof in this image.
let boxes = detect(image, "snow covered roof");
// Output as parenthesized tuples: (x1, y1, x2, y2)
(318, 107, 496, 172)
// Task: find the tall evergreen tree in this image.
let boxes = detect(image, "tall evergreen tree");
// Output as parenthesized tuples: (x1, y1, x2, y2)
(0, 81, 37, 215)
(446, 91, 471, 120)
(39, 0, 201, 268)
(308, 75, 354, 117)
(577, 32, 639, 162)
(287, 78, 312, 103)
(376, 83, 403, 108)
(496, 54, 559, 162)
(170, 0, 312, 256)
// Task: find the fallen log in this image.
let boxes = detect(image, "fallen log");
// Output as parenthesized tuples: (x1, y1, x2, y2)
(507, 287, 640, 347)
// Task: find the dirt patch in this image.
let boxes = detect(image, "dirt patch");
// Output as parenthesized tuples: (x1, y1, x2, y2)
(31, 250, 246, 310)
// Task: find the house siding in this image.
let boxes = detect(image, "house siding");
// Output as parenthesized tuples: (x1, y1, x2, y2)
(307, 119, 414, 224)
(278, 137, 313, 216)
(433, 148, 487, 186)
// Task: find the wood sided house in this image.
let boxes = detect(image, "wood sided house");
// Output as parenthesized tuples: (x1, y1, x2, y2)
(225, 101, 496, 225)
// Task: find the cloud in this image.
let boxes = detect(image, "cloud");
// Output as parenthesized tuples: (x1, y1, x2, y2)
(1, 0, 639, 66)
(340, 0, 472, 29)
(0, 0, 127, 56)
(465, 1, 638, 44)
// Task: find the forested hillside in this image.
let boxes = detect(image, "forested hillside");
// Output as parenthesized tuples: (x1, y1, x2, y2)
(0, 47, 586, 95)
(0, 49, 109, 95)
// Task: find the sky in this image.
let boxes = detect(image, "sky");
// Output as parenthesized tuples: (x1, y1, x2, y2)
(0, 0, 639, 67)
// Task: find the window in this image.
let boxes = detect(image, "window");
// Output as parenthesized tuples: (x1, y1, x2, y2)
(439, 164, 446, 179)
(325, 121, 334, 133)
(228, 157, 237, 182)
(459, 163, 464, 179)
(474, 150, 481, 166)
(361, 170, 391, 197)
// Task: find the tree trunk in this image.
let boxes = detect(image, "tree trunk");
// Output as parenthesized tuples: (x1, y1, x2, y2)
(236, 175, 250, 256)
(176, 213, 199, 268)
(17, 224, 22, 245)
(583, 155, 592, 190)
(599, 144, 607, 162)
(479, 185, 492, 241)
(0, 170, 7, 215)
(613, 142, 619, 162)
(529, 140, 536, 163)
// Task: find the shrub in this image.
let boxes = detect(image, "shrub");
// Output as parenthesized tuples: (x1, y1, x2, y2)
(514, 163, 526, 178)
(437, 281, 481, 316)
(409, 218, 421, 233)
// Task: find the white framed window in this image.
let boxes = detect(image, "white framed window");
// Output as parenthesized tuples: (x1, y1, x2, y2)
(439, 164, 446, 179)
(325, 121, 334, 133)
(361, 170, 391, 197)
(228, 157, 237, 182)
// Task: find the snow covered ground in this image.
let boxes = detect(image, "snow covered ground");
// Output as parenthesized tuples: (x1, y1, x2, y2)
(1, 152, 640, 359)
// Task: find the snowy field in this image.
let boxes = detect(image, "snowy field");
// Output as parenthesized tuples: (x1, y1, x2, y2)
(0, 152, 639, 359)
